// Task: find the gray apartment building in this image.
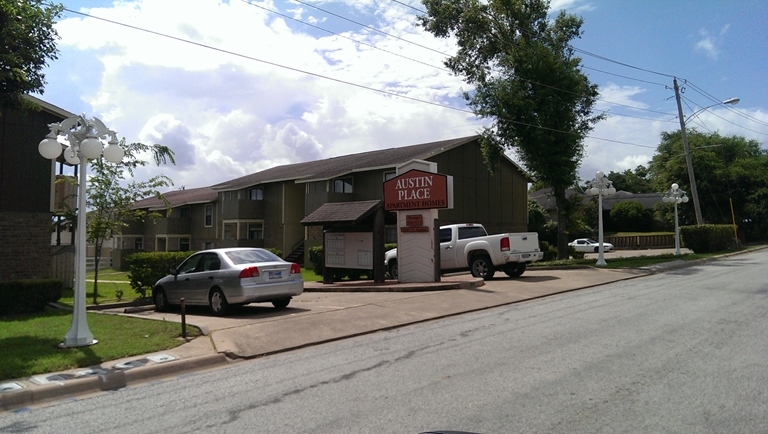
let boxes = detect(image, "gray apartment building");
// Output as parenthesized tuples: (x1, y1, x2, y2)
(119, 135, 533, 267)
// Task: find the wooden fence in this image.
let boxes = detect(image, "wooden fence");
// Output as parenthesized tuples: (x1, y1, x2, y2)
(604, 234, 676, 250)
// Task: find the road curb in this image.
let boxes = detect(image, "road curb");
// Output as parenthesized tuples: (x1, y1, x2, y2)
(0, 353, 230, 412)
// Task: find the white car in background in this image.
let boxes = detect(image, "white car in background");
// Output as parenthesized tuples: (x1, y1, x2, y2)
(569, 238, 614, 253)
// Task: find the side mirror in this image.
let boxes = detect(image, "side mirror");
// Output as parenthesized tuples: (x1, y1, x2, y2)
(170, 268, 179, 276)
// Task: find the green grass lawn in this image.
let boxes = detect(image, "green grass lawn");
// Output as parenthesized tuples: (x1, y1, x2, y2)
(0, 307, 201, 381)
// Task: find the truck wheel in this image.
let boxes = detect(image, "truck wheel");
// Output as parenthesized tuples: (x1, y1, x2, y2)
(503, 263, 526, 278)
(388, 260, 398, 279)
(470, 256, 495, 280)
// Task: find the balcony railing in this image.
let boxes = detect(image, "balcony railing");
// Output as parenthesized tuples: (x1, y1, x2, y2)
(151, 218, 191, 234)
(222, 199, 265, 220)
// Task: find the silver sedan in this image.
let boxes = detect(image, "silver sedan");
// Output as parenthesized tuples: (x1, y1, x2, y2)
(153, 248, 304, 316)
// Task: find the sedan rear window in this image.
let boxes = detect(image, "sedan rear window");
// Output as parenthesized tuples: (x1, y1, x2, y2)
(226, 249, 282, 265)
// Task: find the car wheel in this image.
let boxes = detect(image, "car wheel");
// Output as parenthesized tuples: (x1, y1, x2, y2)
(470, 256, 495, 280)
(594, 246, 599, 253)
(209, 288, 229, 316)
(272, 298, 291, 309)
(389, 260, 398, 280)
(503, 263, 526, 278)
(153, 287, 170, 312)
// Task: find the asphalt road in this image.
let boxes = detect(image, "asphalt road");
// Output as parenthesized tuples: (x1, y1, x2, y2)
(2, 250, 766, 433)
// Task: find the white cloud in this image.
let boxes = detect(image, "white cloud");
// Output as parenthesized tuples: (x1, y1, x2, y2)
(695, 28, 721, 60)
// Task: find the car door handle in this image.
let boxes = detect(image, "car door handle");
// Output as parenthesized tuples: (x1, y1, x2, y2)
(445, 246, 452, 250)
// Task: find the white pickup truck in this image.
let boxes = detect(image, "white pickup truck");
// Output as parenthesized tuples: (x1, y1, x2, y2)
(384, 223, 543, 280)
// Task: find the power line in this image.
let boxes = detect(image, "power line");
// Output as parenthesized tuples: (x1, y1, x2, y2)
(238, 0, 447, 71)
(684, 80, 768, 128)
(289, 0, 449, 56)
(57, 7, 662, 152)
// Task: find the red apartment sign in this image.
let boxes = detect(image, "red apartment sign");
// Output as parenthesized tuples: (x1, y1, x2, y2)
(383, 169, 449, 211)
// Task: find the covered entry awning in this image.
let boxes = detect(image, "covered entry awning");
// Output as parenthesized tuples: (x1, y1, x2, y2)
(301, 200, 390, 226)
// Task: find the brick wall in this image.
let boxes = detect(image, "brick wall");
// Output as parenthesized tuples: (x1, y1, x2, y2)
(0, 211, 52, 280)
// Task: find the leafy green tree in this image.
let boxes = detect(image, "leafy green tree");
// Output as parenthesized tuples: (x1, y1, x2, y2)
(419, 0, 604, 259)
(607, 165, 653, 193)
(0, 0, 63, 109)
(86, 141, 175, 303)
(648, 130, 768, 240)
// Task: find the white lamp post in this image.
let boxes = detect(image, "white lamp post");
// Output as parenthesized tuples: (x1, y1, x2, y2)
(39, 115, 124, 348)
(662, 183, 689, 256)
(588, 171, 616, 267)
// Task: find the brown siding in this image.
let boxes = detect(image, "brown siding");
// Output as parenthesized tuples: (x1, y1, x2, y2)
(429, 140, 529, 233)
(0, 212, 52, 280)
(0, 107, 61, 213)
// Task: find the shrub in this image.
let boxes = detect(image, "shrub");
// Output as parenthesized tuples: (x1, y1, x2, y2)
(539, 241, 558, 262)
(0, 279, 63, 316)
(610, 201, 653, 232)
(568, 246, 585, 260)
(126, 251, 194, 298)
(679, 224, 734, 253)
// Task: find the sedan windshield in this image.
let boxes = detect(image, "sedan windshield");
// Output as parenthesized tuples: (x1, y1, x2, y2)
(226, 249, 282, 265)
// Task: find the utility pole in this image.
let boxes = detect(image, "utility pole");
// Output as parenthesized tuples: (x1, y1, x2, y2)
(673, 78, 704, 225)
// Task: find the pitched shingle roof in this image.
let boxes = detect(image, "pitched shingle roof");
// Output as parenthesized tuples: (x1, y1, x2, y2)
(211, 135, 489, 191)
(300, 200, 382, 225)
(136, 135, 530, 209)
(132, 186, 217, 210)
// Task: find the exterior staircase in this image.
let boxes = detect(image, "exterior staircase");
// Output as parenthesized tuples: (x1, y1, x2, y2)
(285, 240, 305, 265)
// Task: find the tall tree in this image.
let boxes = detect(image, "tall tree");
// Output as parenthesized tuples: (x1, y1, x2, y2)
(0, 0, 63, 109)
(648, 130, 768, 240)
(419, 0, 604, 259)
(607, 165, 654, 193)
(85, 141, 175, 304)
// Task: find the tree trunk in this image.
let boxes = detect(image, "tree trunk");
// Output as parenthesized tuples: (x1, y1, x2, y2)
(553, 188, 570, 260)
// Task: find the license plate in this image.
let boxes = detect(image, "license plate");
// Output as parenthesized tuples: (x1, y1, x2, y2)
(268, 270, 282, 280)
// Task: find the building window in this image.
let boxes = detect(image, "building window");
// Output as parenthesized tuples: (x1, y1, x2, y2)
(204, 204, 213, 227)
(179, 207, 191, 218)
(134, 238, 143, 250)
(333, 177, 353, 193)
(203, 242, 213, 250)
(384, 172, 396, 181)
(180, 237, 190, 251)
(223, 223, 236, 240)
(248, 222, 264, 240)
(223, 191, 233, 200)
(249, 187, 263, 200)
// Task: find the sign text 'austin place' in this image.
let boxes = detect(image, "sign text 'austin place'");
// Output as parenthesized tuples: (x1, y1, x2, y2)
(383, 169, 449, 211)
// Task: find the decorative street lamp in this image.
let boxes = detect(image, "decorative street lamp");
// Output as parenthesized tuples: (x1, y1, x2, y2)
(588, 171, 616, 267)
(673, 77, 739, 225)
(39, 115, 124, 348)
(662, 183, 689, 256)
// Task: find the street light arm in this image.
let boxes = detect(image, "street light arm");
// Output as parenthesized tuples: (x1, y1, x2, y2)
(684, 98, 740, 124)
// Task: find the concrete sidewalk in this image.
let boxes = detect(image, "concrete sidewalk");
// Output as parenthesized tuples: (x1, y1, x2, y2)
(0, 263, 672, 412)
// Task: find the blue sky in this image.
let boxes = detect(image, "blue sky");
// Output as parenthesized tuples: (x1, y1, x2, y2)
(37, 0, 767, 189)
